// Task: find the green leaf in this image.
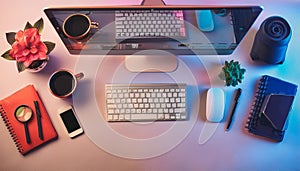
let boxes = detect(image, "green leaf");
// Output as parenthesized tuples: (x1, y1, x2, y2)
(17, 61, 26, 72)
(44, 41, 56, 55)
(24, 22, 33, 30)
(28, 60, 44, 69)
(1, 49, 15, 60)
(241, 68, 246, 74)
(34, 18, 44, 34)
(6, 32, 16, 45)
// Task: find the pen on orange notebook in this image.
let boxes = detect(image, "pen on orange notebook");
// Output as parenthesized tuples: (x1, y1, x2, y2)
(34, 100, 44, 140)
(226, 88, 242, 131)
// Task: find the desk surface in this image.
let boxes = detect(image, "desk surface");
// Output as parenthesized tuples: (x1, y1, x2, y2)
(1, 0, 300, 170)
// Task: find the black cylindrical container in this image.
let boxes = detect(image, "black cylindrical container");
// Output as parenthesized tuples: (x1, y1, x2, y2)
(250, 16, 292, 64)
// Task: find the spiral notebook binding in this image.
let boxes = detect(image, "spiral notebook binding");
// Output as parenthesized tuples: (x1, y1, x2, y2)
(0, 104, 23, 153)
(246, 76, 268, 130)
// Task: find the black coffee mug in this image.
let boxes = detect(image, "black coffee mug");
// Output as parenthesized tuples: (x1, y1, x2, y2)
(62, 13, 99, 40)
(49, 70, 84, 98)
(250, 16, 292, 64)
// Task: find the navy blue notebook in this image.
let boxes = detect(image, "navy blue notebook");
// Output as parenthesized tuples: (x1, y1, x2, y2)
(246, 75, 298, 142)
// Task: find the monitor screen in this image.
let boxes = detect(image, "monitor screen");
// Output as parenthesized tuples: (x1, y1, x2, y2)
(44, 6, 262, 55)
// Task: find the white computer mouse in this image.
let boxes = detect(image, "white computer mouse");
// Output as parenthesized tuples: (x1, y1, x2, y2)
(206, 88, 225, 122)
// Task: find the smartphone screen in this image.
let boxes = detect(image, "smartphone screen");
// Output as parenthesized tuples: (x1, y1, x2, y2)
(60, 109, 81, 133)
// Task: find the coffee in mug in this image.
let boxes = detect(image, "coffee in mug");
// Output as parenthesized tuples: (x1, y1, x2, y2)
(62, 13, 99, 40)
(49, 70, 84, 98)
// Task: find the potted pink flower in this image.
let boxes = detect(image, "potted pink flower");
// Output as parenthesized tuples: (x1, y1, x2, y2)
(1, 18, 55, 72)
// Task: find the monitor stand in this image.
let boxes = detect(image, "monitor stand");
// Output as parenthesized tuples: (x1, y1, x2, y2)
(125, 53, 178, 73)
(140, 0, 166, 5)
(125, 0, 176, 73)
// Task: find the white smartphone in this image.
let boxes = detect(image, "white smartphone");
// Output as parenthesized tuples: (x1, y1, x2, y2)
(58, 105, 83, 138)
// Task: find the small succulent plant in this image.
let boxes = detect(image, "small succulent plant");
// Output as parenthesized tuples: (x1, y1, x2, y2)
(220, 60, 246, 87)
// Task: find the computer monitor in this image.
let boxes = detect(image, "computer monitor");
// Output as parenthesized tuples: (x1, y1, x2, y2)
(44, 6, 262, 72)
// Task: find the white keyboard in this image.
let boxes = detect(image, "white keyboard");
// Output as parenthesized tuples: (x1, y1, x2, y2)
(115, 10, 186, 40)
(105, 83, 187, 122)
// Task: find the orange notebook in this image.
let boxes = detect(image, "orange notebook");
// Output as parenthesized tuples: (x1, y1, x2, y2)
(0, 85, 58, 155)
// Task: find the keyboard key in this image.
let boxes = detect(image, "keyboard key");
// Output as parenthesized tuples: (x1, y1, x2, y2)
(131, 114, 157, 121)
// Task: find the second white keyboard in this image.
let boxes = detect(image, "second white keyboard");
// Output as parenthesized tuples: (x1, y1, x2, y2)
(114, 10, 186, 40)
(105, 83, 187, 122)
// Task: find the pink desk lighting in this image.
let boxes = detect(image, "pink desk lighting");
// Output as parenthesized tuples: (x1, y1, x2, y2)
(0, 0, 300, 170)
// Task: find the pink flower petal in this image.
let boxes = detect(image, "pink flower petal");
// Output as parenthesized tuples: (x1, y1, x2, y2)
(23, 59, 32, 68)
(16, 56, 27, 62)
(30, 54, 39, 61)
(10, 42, 25, 57)
(24, 28, 40, 46)
(38, 52, 47, 60)
(22, 49, 30, 56)
(15, 30, 24, 42)
(30, 46, 38, 54)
